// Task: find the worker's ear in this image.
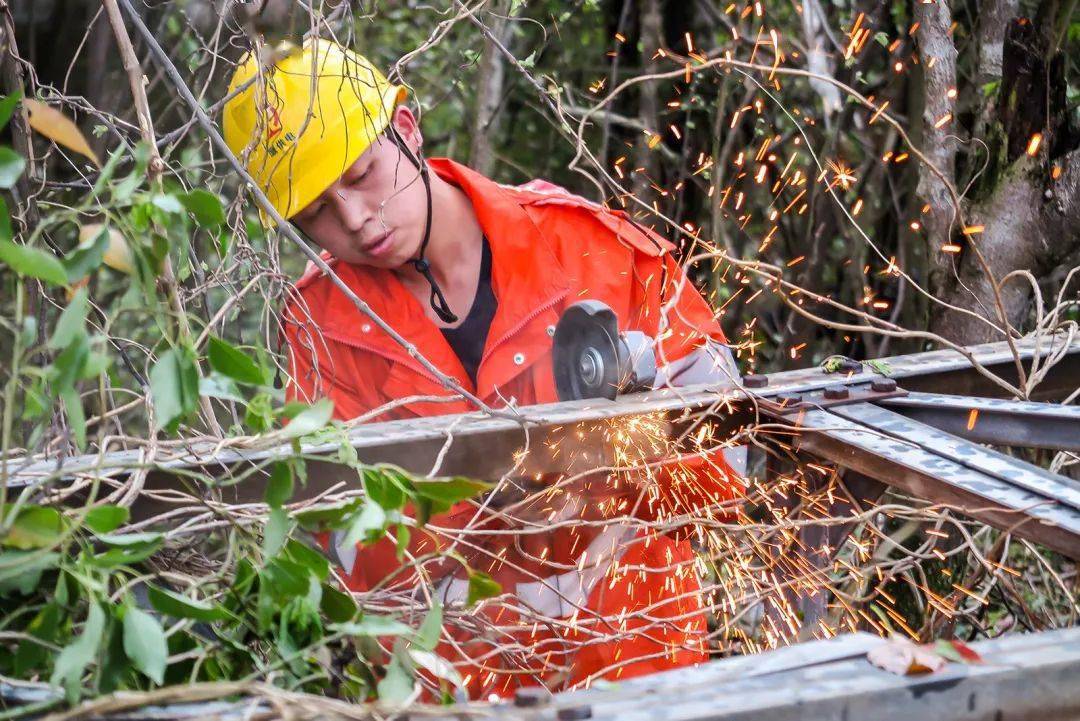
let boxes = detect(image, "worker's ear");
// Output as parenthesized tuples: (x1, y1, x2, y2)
(389, 104, 423, 154)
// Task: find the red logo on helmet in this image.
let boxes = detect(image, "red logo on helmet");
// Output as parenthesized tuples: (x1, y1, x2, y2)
(266, 106, 283, 140)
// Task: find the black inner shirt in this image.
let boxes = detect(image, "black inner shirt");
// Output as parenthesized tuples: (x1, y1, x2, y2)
(440, 235, 497, 386)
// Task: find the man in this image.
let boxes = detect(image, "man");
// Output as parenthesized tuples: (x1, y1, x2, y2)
(224, 38, 745, 699)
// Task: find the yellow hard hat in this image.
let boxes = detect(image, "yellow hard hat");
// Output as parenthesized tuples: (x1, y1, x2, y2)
(223, 38, 407, 221)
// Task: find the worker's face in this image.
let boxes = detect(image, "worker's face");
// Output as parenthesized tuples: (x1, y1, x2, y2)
(293, 106, 427, 269)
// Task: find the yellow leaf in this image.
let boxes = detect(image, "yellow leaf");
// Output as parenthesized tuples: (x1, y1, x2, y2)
(79, 223, 133, 275)
(23, 98, 101, 168)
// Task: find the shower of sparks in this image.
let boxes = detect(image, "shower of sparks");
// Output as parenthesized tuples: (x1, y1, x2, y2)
(331, 0, 1053, 702)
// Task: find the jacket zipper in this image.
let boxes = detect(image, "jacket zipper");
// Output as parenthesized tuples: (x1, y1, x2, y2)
(480, 289, 568, 367)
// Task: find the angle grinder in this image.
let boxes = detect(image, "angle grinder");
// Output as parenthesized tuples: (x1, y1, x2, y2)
(552, 300, 658, 401)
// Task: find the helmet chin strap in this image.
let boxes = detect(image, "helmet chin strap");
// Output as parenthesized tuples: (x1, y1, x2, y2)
(386, 125, 459, 324)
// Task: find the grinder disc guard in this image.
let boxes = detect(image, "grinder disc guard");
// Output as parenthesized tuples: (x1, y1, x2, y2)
(553, 301, 623, 401)
(552, 301, 657, 401)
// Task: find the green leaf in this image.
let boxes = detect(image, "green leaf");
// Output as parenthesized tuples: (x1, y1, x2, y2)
(180, 189, 226, 227)
(80, 350, 110, 380)
(283, 538, 329, 581)
(244, 392, 274, 433)
(13, 602, 62, 675)
(293, 499, 362, 531)
(0, 92, 22, 131)
(395, 522, 411, 561)
(265, 462, 294, 508)
(279, 398, 333, 440)
(874, 31, 889, 47)
(63, 225, 110, 281)
(263, 507, 292, 559)
(122, 605, 167, 685)
(52, 331, 89, 389)
(199, 372, 244, 402)
(0, 223, 67, 287)
(151, 194, 184, 214)
(259, 557, 309, 600)
(146, 584, 229, 622)
(412, 476, 492, 511)
(207, 336, 265, 385)
(467, 571, 502, 605)
(60, 385, 87, 451)
(88, 532, 163, 567)
(364, 467, 408, 511)
(150, 346, 200, 432)
(91, 147, 127, 196)
(20, 315, 36, 347)
(414, 602, 442, 652)
(934, 638, 983, 663)
(83, 505, 129, 534)
(98, 617, 132, 695)
(0, 147, 26, 188)
(48, 286, 89, 350)
(50, 602, 106, 698)
(0, 550, 59, 596)
(933, 638, 963, 662)
(97, 531, 163, 546)
(22, 377, 48, 421)
(319, 582, 357, 623)
(377, 655, 415, 703)
(2, 505, 65, 549)
(342, 502, 387, 547)
(331, 615, 412, 637)
(866, 359, 892, 376)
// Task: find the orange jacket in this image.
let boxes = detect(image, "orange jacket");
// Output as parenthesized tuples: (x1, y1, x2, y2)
(282, 159, 742, 698)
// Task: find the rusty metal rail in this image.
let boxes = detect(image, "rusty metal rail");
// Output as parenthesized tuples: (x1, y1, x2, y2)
(3, 338, 1080, 717)
(5, 336, 1080, 553)
(530, 627, 1080, 721)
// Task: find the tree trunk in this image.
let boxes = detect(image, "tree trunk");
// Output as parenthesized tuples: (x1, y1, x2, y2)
(633, 0, 662, 203)
(468, 0, 513, 177)
(929, 12, 1080, 346)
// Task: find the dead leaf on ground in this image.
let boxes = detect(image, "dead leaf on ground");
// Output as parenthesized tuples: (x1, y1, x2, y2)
(23, 98, 101, 168)
(867, 636, 947, 676)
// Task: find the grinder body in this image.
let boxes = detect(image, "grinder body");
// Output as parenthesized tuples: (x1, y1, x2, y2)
(552, 301, 657, 401)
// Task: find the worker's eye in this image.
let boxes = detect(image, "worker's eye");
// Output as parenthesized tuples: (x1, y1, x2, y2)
(353, 167, 371, 184)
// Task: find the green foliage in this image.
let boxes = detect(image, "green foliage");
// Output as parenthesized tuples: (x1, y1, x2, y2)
(466, 571, 502, 605)
(0, 226, 68, 287)
(208, 336, 266, 385)
(0, 98, 493, 705)
(149, 346, 200, 432)
(122, 606, 168, 684)
(179, 189, 227, 227)
(0, 456, 491, 706)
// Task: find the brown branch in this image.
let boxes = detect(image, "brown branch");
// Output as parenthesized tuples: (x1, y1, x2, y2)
(468, 0, 512, 176)
(102, 0, 164, 179)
